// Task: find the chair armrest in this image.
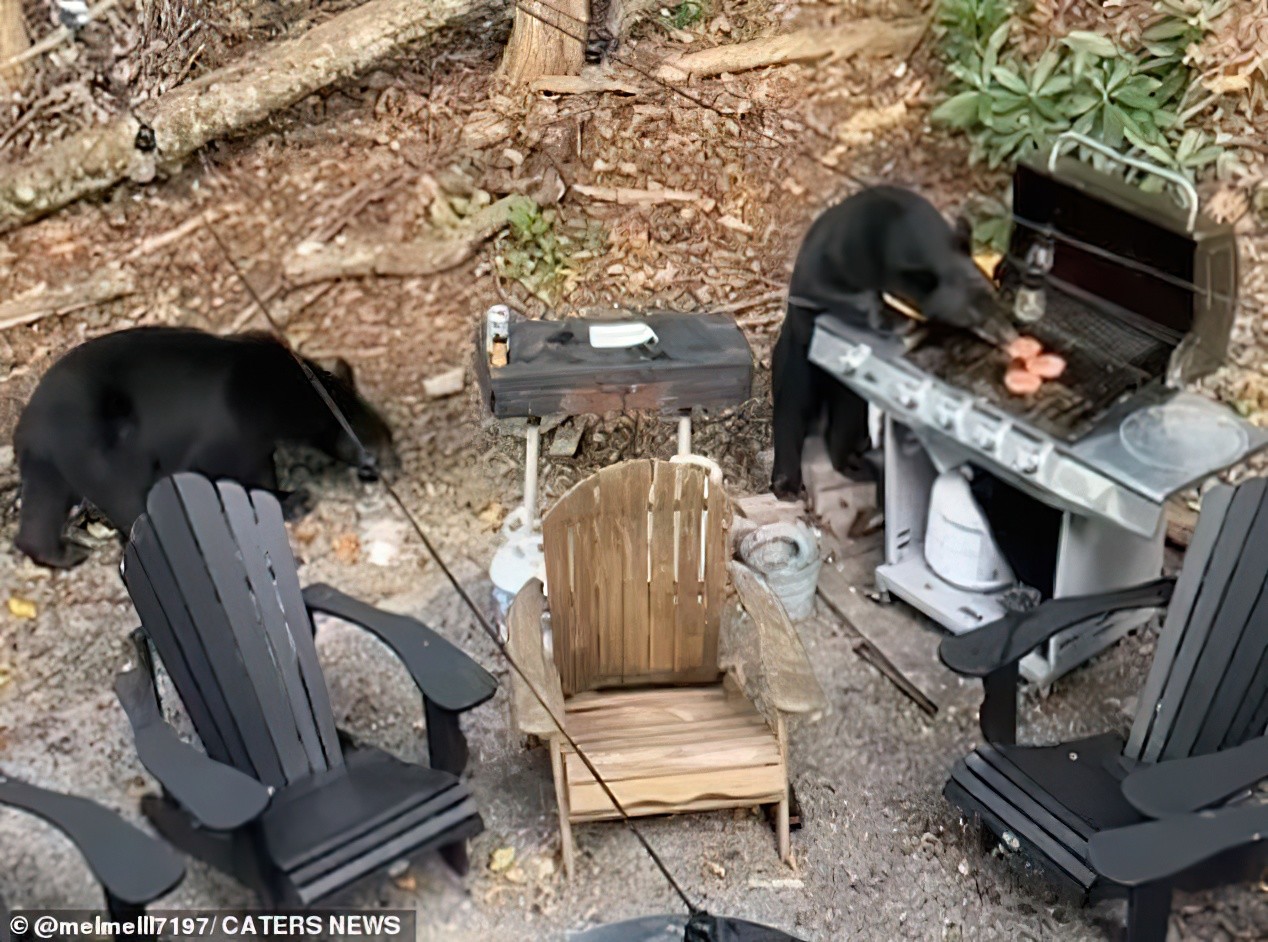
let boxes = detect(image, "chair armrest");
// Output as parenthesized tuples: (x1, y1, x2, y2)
(1122, 734, 1268, 818)
(303, 583, 497, 713)
(0, 775, 185, 905)
(1088, 802, 1268, 887)
(506, 579, 566, 738)
(939, 578, 1175, 677)
(723, 561, 827, 718)
(114, 663, 271, 831)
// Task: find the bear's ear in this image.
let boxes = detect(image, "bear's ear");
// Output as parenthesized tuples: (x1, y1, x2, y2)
(332, 357, 356, 388)
(952, 215, 974, 254)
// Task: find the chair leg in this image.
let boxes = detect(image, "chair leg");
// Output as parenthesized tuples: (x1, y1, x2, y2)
(775, 715, 791, 862)
(550, 738, 576, 878)
(424, 697, 469, 777)
(439, 839, 470, 876)
(776, 795, 791, 863)
(1125, 882, 1172, 942)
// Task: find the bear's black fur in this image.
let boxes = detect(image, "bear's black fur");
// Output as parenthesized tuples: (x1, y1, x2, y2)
(14, 327, 394, 568)
(771, 186, 1013, 497)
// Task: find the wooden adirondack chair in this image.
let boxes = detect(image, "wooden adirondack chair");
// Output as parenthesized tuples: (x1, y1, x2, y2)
(939, 478, 1268, 941)
(0, 775, 184, 939)
(506, 459, 825, 875)
(113, 473, 497, 906)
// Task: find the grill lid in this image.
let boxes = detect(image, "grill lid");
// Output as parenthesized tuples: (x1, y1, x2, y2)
(1009, 134, 1237, 383)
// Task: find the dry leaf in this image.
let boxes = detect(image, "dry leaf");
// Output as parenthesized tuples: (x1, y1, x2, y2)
(291, 519, 321, 545)
(331, 533, 361, 565)
(7, 597, 37, 620)
(391, 869, 417, 891)
(478, 502, 507, 530)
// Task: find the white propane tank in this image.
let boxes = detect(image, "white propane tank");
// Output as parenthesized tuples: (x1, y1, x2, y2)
(923, 469, 1015, 592)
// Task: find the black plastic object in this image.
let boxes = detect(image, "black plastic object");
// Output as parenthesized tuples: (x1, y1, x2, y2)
(115, 635, 273, 830)
(474, 312, 753, 419)
(0, 774, 183, 935)
(116, 473, 496, 906)
(940, 577, 1176, 677)
(940, 479, 1268, 942)
(569, 914, 806, 942)
(1121, 727, 1268, 818)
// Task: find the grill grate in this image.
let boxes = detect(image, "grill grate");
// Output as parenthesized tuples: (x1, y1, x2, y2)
(906, 288, 1173, 442)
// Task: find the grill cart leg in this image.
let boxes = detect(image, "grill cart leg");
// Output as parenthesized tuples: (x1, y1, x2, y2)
(678, 413, 692, 456)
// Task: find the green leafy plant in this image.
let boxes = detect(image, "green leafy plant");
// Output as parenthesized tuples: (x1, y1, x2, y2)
(932, 0, 1234, 181)
(660, 1, 705, 30)
(495, 201, 604, 302)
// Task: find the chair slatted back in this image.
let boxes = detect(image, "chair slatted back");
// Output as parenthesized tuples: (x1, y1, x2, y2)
(1126, 479, 1268, 763)
(123, 474, 343, 787)
(543, 460, 731, 696)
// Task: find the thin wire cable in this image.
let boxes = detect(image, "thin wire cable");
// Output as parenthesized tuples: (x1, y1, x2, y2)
(202, 215, 702, 916)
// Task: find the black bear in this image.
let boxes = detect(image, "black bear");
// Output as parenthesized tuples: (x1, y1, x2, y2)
(14, 327, 394, 568)
(770, 186, 1013, 498)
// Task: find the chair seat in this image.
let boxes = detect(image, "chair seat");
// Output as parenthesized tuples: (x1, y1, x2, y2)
(560, 685, 787, 821)
(945, 732, 1146, 896)
(262, 747, 482, 903)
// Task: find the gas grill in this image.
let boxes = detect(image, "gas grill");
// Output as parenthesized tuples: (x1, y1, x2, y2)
(809, 134, 1267, 684)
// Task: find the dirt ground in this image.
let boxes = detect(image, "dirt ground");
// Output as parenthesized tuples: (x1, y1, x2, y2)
(3, 0, 1268, 939)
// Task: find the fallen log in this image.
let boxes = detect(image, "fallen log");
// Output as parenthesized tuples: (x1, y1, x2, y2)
(283, 194, 531, 285)
(0, 265, 136, 331)
(657, 17, 925, 82)
(0, 0, 487, 232)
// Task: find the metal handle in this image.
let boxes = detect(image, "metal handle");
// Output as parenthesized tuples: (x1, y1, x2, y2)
(1047, 131, 1199, 231)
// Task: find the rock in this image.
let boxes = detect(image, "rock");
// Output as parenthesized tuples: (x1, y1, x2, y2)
(549, 423, 584, 457)
(489, 846, 516, 872)
(0, 444, 13, 472)
(424, 366, 465, 399)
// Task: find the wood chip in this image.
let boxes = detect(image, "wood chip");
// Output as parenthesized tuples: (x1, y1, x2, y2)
(423, 366, 465, 399)
(572, 184, 701, 205)
(530, 71, 641, 96)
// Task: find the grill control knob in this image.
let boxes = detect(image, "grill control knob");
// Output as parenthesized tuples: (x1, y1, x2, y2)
(837, 346, 870, 375)
(1016, 452, 1041, 474)
(897, 388, 919, 410)
(973, 428, 997, 451)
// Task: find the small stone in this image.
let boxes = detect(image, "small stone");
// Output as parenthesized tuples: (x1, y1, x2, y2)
(489, 846, 515, 872)
(549, 424, 584, 457)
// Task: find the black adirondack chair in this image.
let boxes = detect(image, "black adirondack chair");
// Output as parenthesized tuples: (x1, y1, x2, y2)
(113, 473, 497, 906)
(0, 774, 184, 939)
(940, 478, 1268, 941)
